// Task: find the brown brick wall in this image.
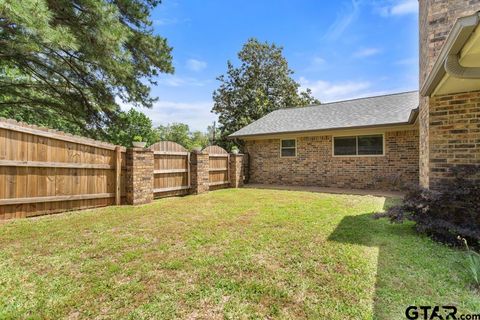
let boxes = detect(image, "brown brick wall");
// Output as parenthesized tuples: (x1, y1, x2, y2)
(126, 148, 154, 205)
(419, 0, 480, 188)
(419, 0, 480, 88)
(244, 129, 419, 191)
(429, 91, 480, 188)
(229, 154, 244, 188)
(190, 151, 210, 194)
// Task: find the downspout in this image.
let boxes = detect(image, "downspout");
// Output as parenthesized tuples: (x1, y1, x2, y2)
(445, 53, 480, 79)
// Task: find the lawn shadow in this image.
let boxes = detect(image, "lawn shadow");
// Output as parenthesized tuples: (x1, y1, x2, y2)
(327, 197, 413, 319)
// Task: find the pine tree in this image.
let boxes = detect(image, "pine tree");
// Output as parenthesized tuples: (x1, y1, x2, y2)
(0, 0, 173, 138)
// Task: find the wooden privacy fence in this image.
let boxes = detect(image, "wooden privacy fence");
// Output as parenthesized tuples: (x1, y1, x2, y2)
(0, 119, 246, 220)
(151, 141, 190, 198)
(0, 119, 126, 220)
(203, 145, 230, 189)
(152, 144, 233, 197)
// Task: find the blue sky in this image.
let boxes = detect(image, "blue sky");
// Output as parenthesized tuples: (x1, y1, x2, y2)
(127, 0, 419, 131)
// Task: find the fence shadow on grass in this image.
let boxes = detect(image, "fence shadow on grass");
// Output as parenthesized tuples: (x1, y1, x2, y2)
(327, 197, 415, 319)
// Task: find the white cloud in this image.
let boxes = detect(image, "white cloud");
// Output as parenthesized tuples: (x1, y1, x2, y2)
(120, 100, 216, 132)
(153, 18, 190, 26)
(379, 0, 418, 16)
(299, 77, 379, 102)
(304, 56, 327, 72)
(311, 56, 326, 66)
(391, 0, 418, 15)
(157, 75, 208, 87)
(311, 56, 326, 68)
(353, 47, 382, 58)
(186, 59, 207, 72)
(324, 0, 361, 40)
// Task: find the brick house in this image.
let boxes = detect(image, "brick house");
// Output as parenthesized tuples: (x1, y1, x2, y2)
(419, 0, 480, 189)
(230, 1, 480, 191)
(231, 92, 420, 190)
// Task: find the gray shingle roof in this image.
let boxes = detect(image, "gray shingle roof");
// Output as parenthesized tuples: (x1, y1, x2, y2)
(229, 91, 419, 138)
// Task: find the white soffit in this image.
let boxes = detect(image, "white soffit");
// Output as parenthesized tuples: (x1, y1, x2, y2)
(434, 24, 480, 96)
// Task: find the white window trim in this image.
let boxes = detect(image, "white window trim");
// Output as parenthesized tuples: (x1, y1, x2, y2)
(332, 133, 385, 157)
(280, 138, 297, 158)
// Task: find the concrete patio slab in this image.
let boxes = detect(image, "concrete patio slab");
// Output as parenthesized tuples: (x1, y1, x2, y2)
(244, 184, 405, 198)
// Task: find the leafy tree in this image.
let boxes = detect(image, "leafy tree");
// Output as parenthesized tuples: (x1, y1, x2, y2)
(190, 130, 209, 149)
(212, 38, 320, 147)
(0, 0, 173, 137)
(106, 109, 159, 147)
(0, 103, 85, 135)
(157, 123, 191, 148)
(157, 123, 209, 150)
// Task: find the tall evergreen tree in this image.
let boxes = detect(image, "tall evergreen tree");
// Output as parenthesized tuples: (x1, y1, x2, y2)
(212, 38, 319, 147)
(0, 0, 173, 138)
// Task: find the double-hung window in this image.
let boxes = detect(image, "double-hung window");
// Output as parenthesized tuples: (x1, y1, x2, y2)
(333, 134, 384, 156)
(280, 139, 296, 157)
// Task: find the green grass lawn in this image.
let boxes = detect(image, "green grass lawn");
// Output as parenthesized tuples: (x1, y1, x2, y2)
(0, 188, 478, 319)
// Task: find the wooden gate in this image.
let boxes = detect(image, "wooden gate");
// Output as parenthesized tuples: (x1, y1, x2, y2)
(151, 141, 190, 198)
(203, 145, 230, 189)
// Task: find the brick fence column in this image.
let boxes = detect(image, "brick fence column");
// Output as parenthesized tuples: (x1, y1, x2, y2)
(230, 154, 244, 188)
(126, 147, 154, 205)
(242, 153, 249, 184)
(190, 150, 209, 194)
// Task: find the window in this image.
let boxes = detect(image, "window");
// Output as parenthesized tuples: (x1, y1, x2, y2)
(280, 139, 296, 157)
(333, 136, 357, 156)
(358, 135, 383, 155)
(333, 134, 383, 156)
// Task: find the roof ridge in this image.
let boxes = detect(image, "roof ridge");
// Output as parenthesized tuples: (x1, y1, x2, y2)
(273, 90, 419, 112)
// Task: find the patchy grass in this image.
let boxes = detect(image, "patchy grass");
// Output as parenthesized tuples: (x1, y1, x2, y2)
(0, 188, 478, 319)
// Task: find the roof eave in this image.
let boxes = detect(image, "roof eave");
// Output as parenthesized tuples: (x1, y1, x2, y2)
(408, 107, 419, 123)
(420, 12, 480, 97)
(228, 120, 417, 140)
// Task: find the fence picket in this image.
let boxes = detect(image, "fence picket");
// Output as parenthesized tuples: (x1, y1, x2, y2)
(0, 119, 125, 219)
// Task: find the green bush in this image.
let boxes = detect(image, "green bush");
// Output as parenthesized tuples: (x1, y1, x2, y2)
(374, 166, 480, 248)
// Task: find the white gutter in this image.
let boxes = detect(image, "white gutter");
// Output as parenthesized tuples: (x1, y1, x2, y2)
(421, 12, 480, 96)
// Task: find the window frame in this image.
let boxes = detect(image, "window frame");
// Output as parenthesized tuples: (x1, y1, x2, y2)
(332, 133, 385, 157)
(279, 138, 297, 158)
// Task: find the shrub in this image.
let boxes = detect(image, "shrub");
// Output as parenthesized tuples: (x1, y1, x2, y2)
(374, 166, 480, 248)
(460, 237, 480, 288)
